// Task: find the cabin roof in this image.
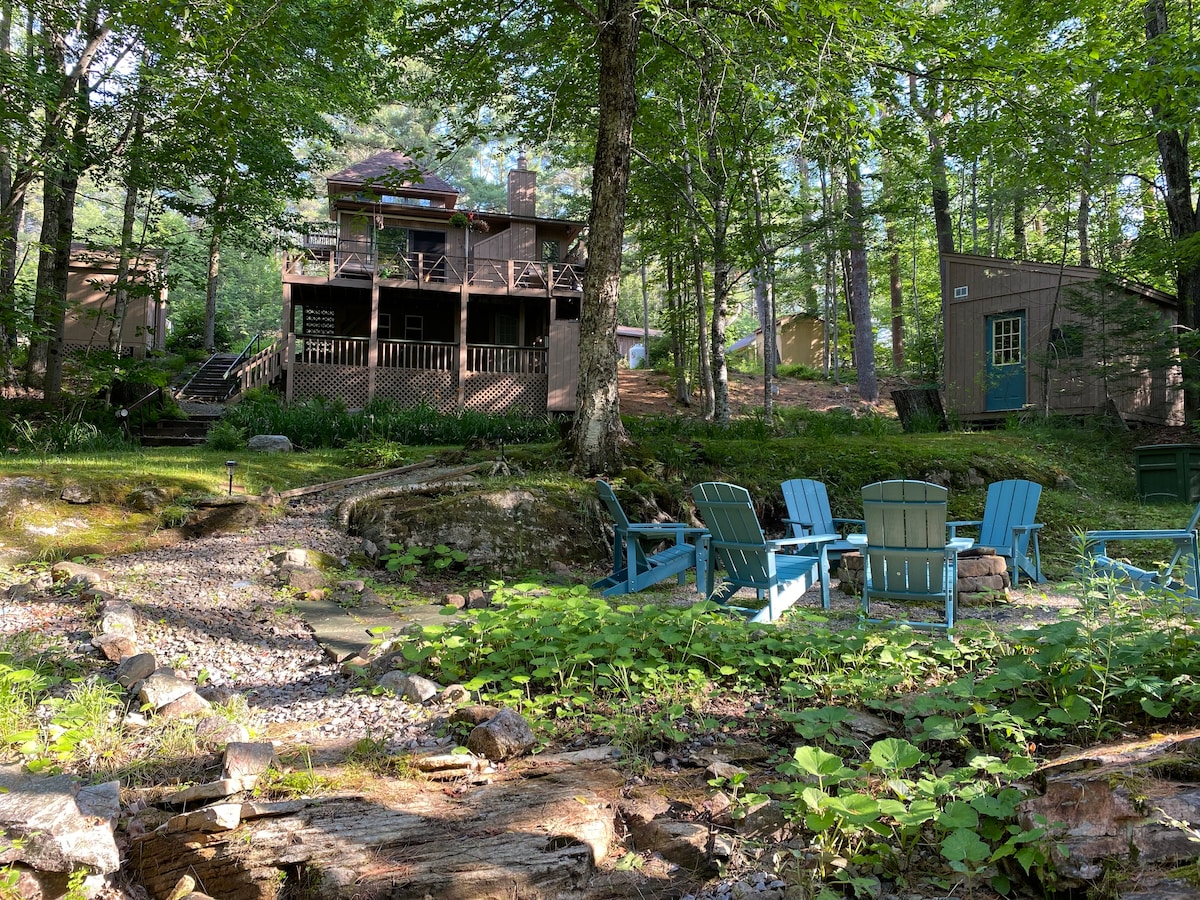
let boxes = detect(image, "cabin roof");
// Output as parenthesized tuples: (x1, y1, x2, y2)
(326, 151, 460, 198)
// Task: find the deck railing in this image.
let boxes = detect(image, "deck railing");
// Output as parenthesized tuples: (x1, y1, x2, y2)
(378, 339, 456, 370)
(235, 339, 283, 393)
(467, 344, 547, 374)
(292, 335, 546, 375)
(283, 240, 583, 294)
(296, 335, 370, 366)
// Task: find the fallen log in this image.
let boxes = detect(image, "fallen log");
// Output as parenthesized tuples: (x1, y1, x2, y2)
(132, 768, 621, 900)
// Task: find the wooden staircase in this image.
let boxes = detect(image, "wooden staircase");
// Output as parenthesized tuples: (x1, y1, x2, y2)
(139, 412, 224, 448)
(177, 353, 241, 402)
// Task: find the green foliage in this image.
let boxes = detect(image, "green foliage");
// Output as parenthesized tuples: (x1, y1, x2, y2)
(204, 419, 247, 452)
(381, 543, 474, 581)
(0, 401, 132, 454)
(218, 391, 559, 451)
(776, 364, 826, 381)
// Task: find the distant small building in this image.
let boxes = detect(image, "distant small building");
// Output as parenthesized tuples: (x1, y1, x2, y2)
(730, 314, 825, 369)
(616, 325, 662, 367)
(62, 246, 168, 357)
(942, 252, 1182, 425)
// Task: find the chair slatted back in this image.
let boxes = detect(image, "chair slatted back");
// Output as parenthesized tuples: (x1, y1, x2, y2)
(692, 482, 773, 591)
(978, 479, 1041, 557)
(862, 480, 950, 596)
(781, 479, 834, 538)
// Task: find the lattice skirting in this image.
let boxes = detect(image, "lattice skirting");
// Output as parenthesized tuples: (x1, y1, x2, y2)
(374, 369, 458, 414)
(294, 365, 370, 407)
(464, 373, 548, 415)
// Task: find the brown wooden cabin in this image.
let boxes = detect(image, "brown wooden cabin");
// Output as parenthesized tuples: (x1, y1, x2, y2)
(942, 253, 1183, 425)
(277, 152, 585, 414)
(63, 246, 168, 357)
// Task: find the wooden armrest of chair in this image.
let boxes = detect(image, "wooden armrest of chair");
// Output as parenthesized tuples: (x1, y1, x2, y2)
(769, 534, 838, 551)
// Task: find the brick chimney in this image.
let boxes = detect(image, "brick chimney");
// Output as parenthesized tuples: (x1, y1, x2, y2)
(507, 154, 536, 217)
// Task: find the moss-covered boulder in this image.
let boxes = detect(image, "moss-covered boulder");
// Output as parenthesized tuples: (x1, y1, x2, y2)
(346, 485, 609, 574)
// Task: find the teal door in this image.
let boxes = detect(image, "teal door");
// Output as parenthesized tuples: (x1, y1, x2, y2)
(985, 313, 1026, 411)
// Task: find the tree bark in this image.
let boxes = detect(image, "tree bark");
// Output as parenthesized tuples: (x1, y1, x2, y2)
(204, 227, 222, 352)
(568, 0, 638, 474)
(109, 106, 145, 354)
(846, 161, 878, 402)
(1144, 0, 1200, 336)
(888, 224, 903, 371)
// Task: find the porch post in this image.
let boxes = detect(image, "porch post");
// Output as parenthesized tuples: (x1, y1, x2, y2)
(368, 274, 380, 402)
(282, 282, 294, 405)
(457, 281, 468, 410)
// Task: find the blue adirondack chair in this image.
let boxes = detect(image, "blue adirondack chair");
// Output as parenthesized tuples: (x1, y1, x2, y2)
(781, 479, 864, 563)
(1080, 500, 1200, 600)
(861, 480, 973, 630)
(692, 481, 836, 623)
(591, 480, 707, 597)
(948, 479, 1045, 585)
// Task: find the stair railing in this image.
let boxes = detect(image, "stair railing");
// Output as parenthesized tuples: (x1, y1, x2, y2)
(224, 332, 266, 382)
(115, 387, 164, 440)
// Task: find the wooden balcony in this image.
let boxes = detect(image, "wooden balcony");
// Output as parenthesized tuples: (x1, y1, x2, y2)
(283, 239, 584, 296)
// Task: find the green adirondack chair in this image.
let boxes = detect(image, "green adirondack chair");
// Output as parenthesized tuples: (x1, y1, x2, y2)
(780, 478, 864, 563)
(1080, 500, 1200, 600)
(861, 480, 973, 630)
(692, 481, 836, 623)
(948, 479, 1045, 585)
(591, 480, 707, 597)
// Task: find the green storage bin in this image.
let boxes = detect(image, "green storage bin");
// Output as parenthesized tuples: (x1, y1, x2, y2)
(1134, 444, 1200, 503)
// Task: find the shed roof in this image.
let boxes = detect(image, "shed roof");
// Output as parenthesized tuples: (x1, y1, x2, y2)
(942, 253, 1178, 309)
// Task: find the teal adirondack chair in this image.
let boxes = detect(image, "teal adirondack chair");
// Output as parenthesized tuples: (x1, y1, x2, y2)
(591, 480, 707, 597)
(948, 479, 1045, 585)
(1080, 500, 1200, 600)
(781, 479, 864, 563)
(861, 480, 973, 630)
(692, 481, 836, 623)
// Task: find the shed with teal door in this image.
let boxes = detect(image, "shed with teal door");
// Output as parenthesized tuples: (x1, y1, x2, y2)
(943, 253, 1182, 426)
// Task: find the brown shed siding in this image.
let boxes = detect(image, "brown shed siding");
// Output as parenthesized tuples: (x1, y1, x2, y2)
(943, 253, 1182, 425)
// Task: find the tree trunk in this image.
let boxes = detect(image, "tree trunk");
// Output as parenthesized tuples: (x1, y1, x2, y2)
(666, 251, 690, 404)
(1013, 190, 1027, 258)
(709, 197, 731, 427)
(26, 169, 63, 387)
(691, 233, 713, 418)
(204, 227, 222, 351)
(888, 224, 904, 371)
(109, 107, 144, 354)
(1144, 0, 1200, 335)
(42, 164, 80, 399)
(568, 0, 638, 474)
(0, 0, 19, 373)
(751, 166, 776, 421)
(846, 162, 878, 402)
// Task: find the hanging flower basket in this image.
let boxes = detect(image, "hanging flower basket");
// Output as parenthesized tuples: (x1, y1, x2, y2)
(449, 211, 490, 233)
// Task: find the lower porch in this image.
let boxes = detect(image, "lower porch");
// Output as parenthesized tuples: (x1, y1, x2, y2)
(286, 336, 551, 415)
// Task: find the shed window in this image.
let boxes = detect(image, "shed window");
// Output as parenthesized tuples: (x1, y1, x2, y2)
(991, 316, 1022, 366)
(404, 315, 423, 340)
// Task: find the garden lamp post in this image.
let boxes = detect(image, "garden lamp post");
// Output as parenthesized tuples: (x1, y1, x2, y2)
(225, 460, 237, 496)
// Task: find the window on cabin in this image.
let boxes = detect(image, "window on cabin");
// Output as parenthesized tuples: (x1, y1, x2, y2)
(541, 240, 560, 263)
(378, 314, 391, 339)
(405, 315, 423, 341)
(556, 297, 580, 321)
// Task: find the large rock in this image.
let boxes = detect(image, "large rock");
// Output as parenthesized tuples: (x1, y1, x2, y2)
(247, 434, 293, 453)
(0, 766, 120, 874)
(467, 707, 537, 761)
(346, 486, 610, 573)
(1019, 732, 1200, 888)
